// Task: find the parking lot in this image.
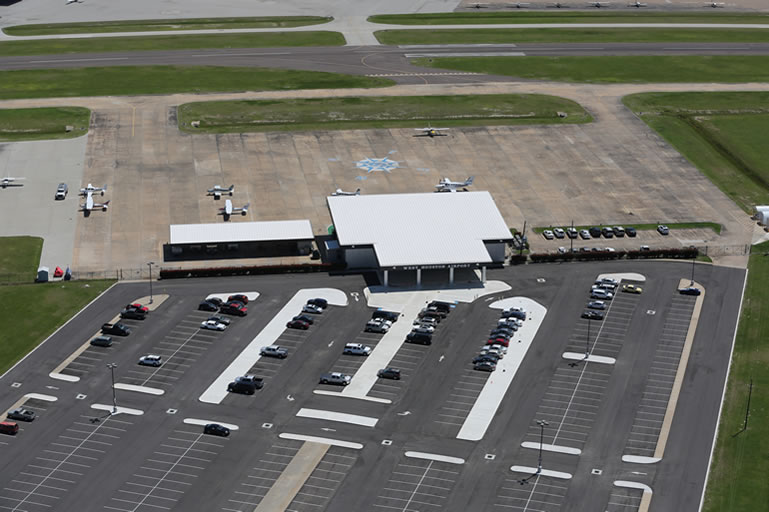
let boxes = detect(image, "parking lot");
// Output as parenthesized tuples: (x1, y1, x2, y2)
(0, 264, 748, 511)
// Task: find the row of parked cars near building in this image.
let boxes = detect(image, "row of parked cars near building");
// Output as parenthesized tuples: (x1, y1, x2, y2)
(471, 306, 527, 372)
(198, 294, 249, 316)
(544, 224, 673, 240)
(286, 298, 328, 330)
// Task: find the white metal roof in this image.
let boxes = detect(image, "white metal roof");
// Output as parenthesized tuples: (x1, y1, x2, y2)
(327, 191, 511, 268)
(170, 220, 313, 245)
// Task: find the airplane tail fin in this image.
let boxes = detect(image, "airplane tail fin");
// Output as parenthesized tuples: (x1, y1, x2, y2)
(241, 203, 250, 215)
(466, 176, 474, 185)
(355, 189, 361, 195)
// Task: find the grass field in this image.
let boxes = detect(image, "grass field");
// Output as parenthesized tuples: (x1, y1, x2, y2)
(3, 16, 332, 35)
(413, 55, 769, 83)
(623, 92, 769, 212)
(0, 31, 344, 57)
(703, 241, 769, 511)
(376, 28, 769, 45)
(0, 236, 42, 278)
(0, 107, 90, 142)
(0, 66, 392, 100)
(368, 12, 769, 25)
(532, 222, 722, 234)
(177, 94, 591, 134)
(0, 280, 114, 375)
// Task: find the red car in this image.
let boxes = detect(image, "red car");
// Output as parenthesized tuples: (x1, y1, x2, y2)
(220, 302, 247, 316)
(228, 294, 249, 305)
(487, 337, 510, 347)
(286, 320, 310, 330)
(126, 303, 149, 313)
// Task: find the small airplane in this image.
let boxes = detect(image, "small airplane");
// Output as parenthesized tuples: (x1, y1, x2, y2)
(467, 2, 489, 8)
(548, 1, 569, 6)
(207, 184, 234, 199)
(332, 188, 361, 196)
(587, 1, 610, 6)
(627, 0, 647, 6)
(79, 183, 107, 196)
(506, 2, 531, 7)
(66, 0, 82, 4)
(218, 199, 249, 221)
(704, 1, 724, 6)
(80, 195, 109, 212)
(1, 176, 24, 188)
(435, 176, 474, 193)
(414, 127, 450, 138)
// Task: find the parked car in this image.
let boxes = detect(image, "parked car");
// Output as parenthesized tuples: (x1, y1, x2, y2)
(597, 277, 619, 286)
(203, 423, 230, 437)
(198, 300, 219, 312)
(591, 289, 613, 300)
(293, 314, 315, 325)
(473, 353, 500, 364)
(587, 300, 606, 310)
(412, 325, 435, 335)
(101, 322, 130, 336)
(405, 332, 432, 345)
(138, 355, 162, 367)
(582, 310, 604, 320)
(0, 421, 19, 436)
(307, 298, 328, 309)
(6, 408, 35, 422)
(622, 284, 643, 294)
(207, 297, 225, 307)
(286, 319, 310, 330)
(626, 227, 637, 237)
(372, 310, 399, 323)
(414, 316, 437, 327)
(501, 308, 526, 320)
(319, 372, 352, 386)
(228, 375, 263, 395)
(302, 303, 323, 314)
(343, 343, 372, 356)
(90, 335, 113, 347)
(601, 227, 614, 238)
(207, 315, 231, 326)
(657, 225, 669, 235)
(553, 227, 565, 239)
(365, 322, 390, 334)
(543, 230, 554, 240)
(474, 361, 496, 372)
(420, 306, 447, 318)
(589, 227, 602, 238)
(55, 182, 68, 200)
(260, 345, 288, 358)
(490, 327, 515, 337)
(201, 319, 227, 331)
(126, 303, 149, 314)
(220, 302, 247, 316)
(640, 245, 651, 251)
(377, 368, 401, 380)
(228, 294, 249, 304)
(487, 337, 510, 347)
(428, 301, 454, 314)
(679, 287, 702, 296)
(566, 227, 578, 239)
(613, 226, 625, 237)
(579, 229, 591, 239)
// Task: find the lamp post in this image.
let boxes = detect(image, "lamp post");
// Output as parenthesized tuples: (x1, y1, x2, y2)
(147, 261, 154, 304)
(536, 419, 549, 474)
(691, 253, 696, 286)
(585, 317, 591, 359)
(107, 362, 118, 414)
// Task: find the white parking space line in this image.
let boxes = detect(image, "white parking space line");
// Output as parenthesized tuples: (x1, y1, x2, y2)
(278, 434, 363, 450)
(183, 418, 239, 431)
(296, 409, 378, 427)
(404, 452, 464, 465)
(200, 288, 347, 404)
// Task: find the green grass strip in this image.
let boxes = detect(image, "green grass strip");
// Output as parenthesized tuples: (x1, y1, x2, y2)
(4, 16, 332, 35)
(0, 280, 114, 375)
(532, 222, 722, 234)
(368, 12, 769, 25)
(0, 66, 393, 100)
(703, 241, 769, 511)
(0, 236, 43, 278)
(624, 92, 769, 212)
(177, 94, 591, 134)
(0, 31, 344, 57)
(376, 28, 769, 45)
(413, 55, 769, 83)
(0, 107, 90, 142)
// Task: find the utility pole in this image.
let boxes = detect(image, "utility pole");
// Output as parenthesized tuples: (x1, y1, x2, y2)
(107, 363, 118, 414)
(585, 317, 591, 359)
(147, 261, 154, 304)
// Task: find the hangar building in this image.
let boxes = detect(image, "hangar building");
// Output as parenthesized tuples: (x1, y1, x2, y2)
(327, 191, 512, 286)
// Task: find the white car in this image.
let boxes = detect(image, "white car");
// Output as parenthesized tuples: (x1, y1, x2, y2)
(200, 319, 227, 331)
(343, 343, 371, 356)
(543, 230, 554, 240)
(553, 227, 565, 239)
(591, 289, 614, 300)
(138, 355, 162, 367)
(260, 345, 288, 359)
(303, 303, 323, 314)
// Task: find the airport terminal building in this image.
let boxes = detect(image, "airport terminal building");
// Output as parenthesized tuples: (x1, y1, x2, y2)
(327, 191, 512, 286)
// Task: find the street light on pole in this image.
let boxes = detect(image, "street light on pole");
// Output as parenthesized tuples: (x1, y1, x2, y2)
(107, 362, 118, 414)
(585, 317, 591, 359)
(536, 419, 549, 474)
(147, 261, 154, 304)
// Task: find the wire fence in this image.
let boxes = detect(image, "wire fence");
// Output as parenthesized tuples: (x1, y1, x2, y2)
(0, 267, 153, 286)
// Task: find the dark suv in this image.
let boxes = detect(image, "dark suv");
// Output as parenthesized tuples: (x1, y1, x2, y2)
(203, 423, 230, 437)
(589, 226, 602, 238)
(101, 323, 130, 336)
(372, 310, 399, 323)
(405, 332, 432, 345)
(120, 308, 146, 320)
(377, 368, 401, 380)
(307, 298, 328, 309)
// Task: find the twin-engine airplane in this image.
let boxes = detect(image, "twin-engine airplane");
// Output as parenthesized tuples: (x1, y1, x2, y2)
(435, 176, 474, 193)
(1, 176, 24, 188)
(414, 127, 450, 138)
(332, 188, 361, 196)
(207, 184, 234, 199)
(79, 184, 109, 213)
(218, 199, 249, 221)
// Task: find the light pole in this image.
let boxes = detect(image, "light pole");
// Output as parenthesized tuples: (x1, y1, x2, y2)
(147, 261, 154, 304)
(690, 253, 696, 286)
(536, 419, 549, 474)
(585, 317, 591, 359)
(107, 362, 118, 414)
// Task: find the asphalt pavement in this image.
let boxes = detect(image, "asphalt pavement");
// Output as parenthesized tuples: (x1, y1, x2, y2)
(0, 261, 744, 511)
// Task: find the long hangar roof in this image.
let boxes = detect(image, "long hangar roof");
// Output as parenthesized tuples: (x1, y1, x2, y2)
(170, 220, 313, 245)
(327, 191, 512, 268)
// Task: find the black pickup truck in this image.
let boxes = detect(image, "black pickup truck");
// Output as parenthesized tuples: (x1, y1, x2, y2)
(101, 322, 131, 336)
